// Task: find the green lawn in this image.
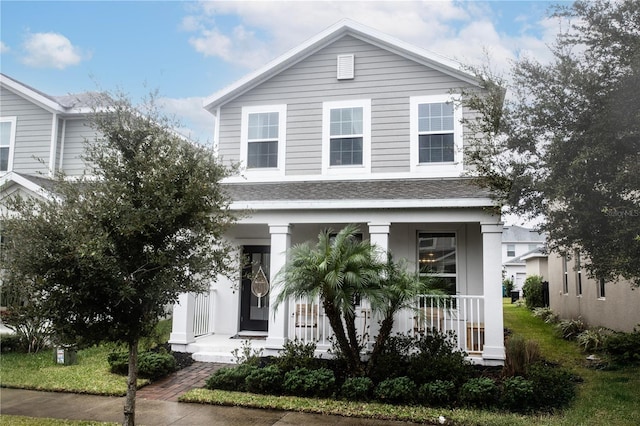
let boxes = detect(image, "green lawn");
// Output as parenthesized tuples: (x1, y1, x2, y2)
(502, 299, 640, 426)
(0, 343, 148, 395)
(0, 416, 116, 426)
(2, 307, 639, 425)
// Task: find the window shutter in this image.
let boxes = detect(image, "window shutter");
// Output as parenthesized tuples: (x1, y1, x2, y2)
(337, 54, 355, 80)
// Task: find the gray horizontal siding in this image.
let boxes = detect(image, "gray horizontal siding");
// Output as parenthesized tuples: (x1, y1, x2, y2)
(61, 118, 93, 176)
(217, 35, 476, 176)
(1, 87, 53, 175)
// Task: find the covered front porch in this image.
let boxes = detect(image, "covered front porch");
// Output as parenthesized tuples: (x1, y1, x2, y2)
(170, 208, 506, 366)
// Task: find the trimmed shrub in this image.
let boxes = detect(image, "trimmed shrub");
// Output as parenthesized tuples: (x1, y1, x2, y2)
(245, 365, 283, 394)
(503, 335, 541, 377)
(407, 331, 472, 386)
(138, 352, 176, 380)
(557, 318, 587, 341)
(108, 351, 176, 380)
(500, 376, 534, 412)
(205, 364, 258, 392)
(367, 334, 412, 383)
(282, 367, 335, 397)
(459, 377, 499, 408)
(374, 376, 418, 404)
(532, 307, 558, 324)
(0, 333, 23, 353)
(419, 380, 456, 407)
(526, 362, 577, 410)
(577, 327, 612, 353)
(340, 376, 374, 401)
(522, 275, 545, 309)
(604, 329, 640, 365)
(276, 339, 317, 372)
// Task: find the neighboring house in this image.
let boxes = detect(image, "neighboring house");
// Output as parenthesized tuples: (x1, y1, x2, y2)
(0, 73, 96, 206)
(0, 73, 98, 312)
(502, 225, 546, 292)
(537, 251, 640, 333)
(169, 20, 506, 365)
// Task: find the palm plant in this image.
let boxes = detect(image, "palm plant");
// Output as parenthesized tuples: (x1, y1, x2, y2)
(274, 224, 384, 376)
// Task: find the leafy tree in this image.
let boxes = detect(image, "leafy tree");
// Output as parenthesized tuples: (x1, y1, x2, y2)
(1, 92, 237, 426)
(463, 0, 640, 285)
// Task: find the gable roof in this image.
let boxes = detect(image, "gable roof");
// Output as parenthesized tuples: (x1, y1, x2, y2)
(204, 19, 480, 112)
(502, 225, 546, 243)
(0, 73, 97, 115)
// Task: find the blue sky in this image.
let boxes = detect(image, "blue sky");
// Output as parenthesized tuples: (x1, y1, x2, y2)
(1, 1, 565, 143)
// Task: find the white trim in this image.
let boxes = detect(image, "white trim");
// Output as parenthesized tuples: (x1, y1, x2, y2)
(0, 116, 17, 173)
(240, 104, 287, 178)
(409, 94, 464, 177)
(224, 171, 480, 184)
(0, 171, 55, 201)
(322, 99, 371, 176)
(48, 114, 59, 176)
(203, 19, 479, 112)
(213, 106, 221, 155)
(337, 54, 355, 80)
(0, 74, 91, 116)
(230, 197, 493, 211)
(58, 119, 67, 171)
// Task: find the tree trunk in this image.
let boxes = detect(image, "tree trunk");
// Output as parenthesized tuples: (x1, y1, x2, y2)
(123, 339, 139, 426)
(366, 311, 394, 376)
(323, 300, 363, 376)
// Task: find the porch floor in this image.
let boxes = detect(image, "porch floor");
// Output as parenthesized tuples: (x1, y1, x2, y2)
(177, 333, 271, 364)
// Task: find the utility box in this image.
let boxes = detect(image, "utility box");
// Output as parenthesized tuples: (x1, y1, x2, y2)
(511, 290, 520, 304)
(54, 347, 77, 365)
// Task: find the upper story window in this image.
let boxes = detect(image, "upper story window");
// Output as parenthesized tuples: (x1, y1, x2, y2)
(410, 95, 463, 177)
(322, 99, 371, 176)
(1, 117, 17, 173)
(506, 244, 516, 257)
(240, 105, 286, 176)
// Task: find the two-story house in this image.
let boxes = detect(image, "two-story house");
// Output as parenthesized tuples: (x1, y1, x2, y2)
(502, 225, 546, 293)
(0, 73, 95, 206)
(169, 20, 506, 365)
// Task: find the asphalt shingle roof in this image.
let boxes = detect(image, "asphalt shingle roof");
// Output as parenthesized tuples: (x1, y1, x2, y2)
(222, 178, 491, 202)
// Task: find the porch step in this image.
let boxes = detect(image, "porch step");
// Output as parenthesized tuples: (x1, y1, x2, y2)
(192, 351, 236, 364)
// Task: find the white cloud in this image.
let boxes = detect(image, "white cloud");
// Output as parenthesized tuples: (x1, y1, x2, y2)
(21, 32, 87, 69)
(157, 96, 214, 144)
(184, 0, 559, 76)
(0, 41, 9, 54)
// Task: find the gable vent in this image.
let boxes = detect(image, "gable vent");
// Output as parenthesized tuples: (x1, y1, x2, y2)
(337, 54, 355, 80)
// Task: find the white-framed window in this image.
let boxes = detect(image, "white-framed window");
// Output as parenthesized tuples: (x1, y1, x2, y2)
(562, 255, 569, 294)
(506, 244, 516, 257)
(418, 231, 457, 295)
(597, 278, 606, 299)
(322, 99, 371, 175)
(575, 250, 582, 296)
(240, 105, 286, 176)
(410, 94, 463, 176)
(0, 117, 17, 173)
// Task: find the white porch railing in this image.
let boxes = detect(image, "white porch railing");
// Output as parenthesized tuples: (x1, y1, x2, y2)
(288, 295, 485, 354)
(193, 292, 213, 337)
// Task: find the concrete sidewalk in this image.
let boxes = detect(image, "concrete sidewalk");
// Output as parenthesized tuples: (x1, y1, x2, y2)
(0, 388, 415, 425)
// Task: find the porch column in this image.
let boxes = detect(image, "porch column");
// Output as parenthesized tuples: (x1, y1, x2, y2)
(266, 223, 291, 348)
(368, 222, 390, 256)
(481, 222, 506, 364)
(368, 223, 390, 348)
(168, 292, 195, 352)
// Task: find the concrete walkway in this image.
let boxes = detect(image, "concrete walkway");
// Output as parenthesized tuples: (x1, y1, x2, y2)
(2, 388, 416, 425)
(0, 362, 416, 425)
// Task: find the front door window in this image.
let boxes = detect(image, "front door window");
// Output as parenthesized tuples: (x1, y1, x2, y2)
(240, 246, 270, 331)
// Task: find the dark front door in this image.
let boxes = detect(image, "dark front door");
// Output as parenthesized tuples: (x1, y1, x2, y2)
(240, 245, 271, 332)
